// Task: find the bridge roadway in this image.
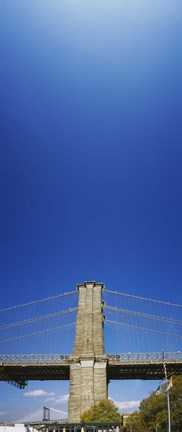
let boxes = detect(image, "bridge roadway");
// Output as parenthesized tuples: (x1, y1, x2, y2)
(0, 352, 181, 387)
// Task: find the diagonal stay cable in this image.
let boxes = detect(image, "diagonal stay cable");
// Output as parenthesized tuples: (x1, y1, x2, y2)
(0, 307, 77, 330)
(0, 322, 75, 343)
(14, 408, 45, 423)
(105, 305, 182, 326)
(0, 290, 77, 313)
(104, 289, 182, 308)
(106, 319, 182, 339)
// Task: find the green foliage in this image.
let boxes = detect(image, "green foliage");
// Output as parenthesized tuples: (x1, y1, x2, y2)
(81, 399, 121, 423)
(81, 377, 182, 431)
(123, 375, 182, 432)
(123, 411, 142, 432)
(139, 391, 167, 432)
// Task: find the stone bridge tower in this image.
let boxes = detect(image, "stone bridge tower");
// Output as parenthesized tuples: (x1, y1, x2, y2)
(68, 281, 107, 422)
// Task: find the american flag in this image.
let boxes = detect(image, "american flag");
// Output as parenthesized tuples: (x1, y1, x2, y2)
(163, 357, 168, 380)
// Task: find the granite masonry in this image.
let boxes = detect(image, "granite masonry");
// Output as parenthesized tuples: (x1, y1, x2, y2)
(68, 281, 107, 422)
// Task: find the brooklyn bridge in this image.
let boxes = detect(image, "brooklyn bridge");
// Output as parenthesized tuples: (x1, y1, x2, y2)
(0, 281, 182, 422)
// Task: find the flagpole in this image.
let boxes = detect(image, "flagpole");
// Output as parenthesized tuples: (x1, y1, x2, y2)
(161, 348, 171, 432)
(166, 390, 171, 432)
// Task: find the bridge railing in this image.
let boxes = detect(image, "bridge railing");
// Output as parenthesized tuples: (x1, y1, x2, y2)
(107, 352, 182, 362)
(0, 352, 181, 364)
(0, 354, 70, 364)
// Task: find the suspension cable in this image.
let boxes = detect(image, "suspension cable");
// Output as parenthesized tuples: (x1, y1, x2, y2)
(0, 290, 77, 313)
(47, 407, 68, 414)
(0, 307, 77, 330)
(14, 408, 44, 423)
(105, 305, 182, 326)
(105, 319, 182, 339)
(0, 322, 75, 343)
(104, 289, 182, 308)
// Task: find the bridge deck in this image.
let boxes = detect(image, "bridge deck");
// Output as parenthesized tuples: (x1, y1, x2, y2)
(0, 353, 181, 387)
(107, 352, 182, 379)
(107, 360, 182, 380)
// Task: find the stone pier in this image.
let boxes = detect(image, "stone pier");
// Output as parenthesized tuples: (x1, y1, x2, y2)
(68, 281, 107, 422)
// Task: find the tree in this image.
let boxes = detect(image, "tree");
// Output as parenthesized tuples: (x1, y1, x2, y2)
(81, 399, 121, 423)
(122, 375, 182, 432)
(139, 390, 167, 431)
(123, 411, 142, 432)
(169, 374, 182, 431)
(138, 375, 182, 432)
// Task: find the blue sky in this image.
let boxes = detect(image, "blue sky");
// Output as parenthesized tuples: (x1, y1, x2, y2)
(1, 0, 182, 423)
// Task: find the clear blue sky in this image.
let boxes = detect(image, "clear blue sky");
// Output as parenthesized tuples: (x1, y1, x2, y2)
(1, 0, 182, 423)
